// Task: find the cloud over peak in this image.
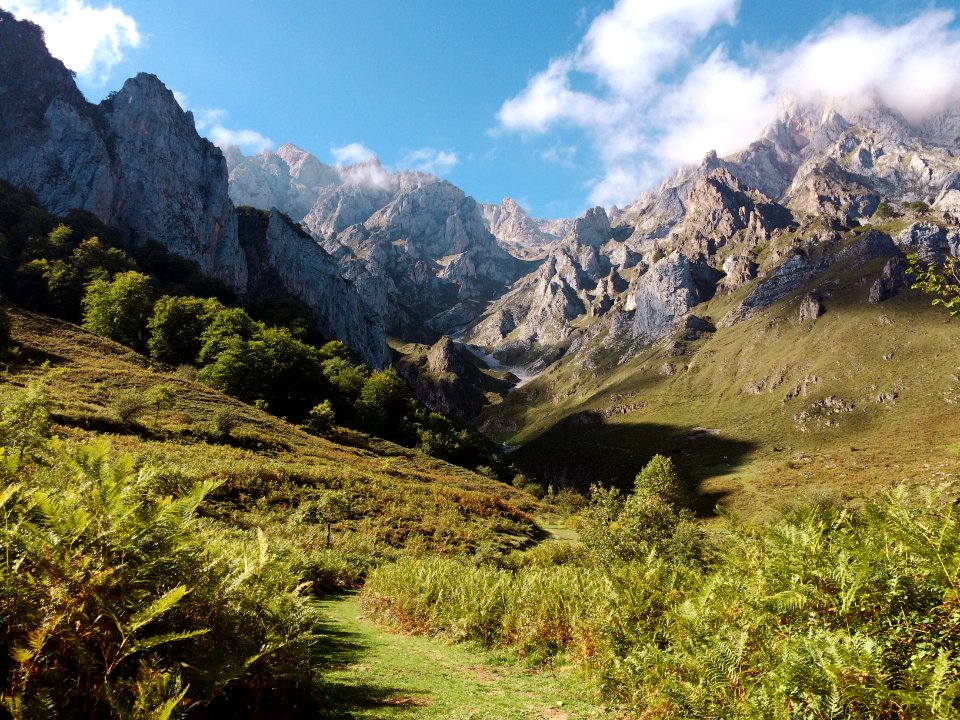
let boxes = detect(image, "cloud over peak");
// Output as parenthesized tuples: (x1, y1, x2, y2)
(400, 147, 459, 176)
(498, 1, 960, 207)
(181, 101, 273, 155)
(8, 0, 142, 85)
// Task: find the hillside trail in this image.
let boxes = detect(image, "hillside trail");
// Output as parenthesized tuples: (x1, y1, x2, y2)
(315, 593, 612, 720)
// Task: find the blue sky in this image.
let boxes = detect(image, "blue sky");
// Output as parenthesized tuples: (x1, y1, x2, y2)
(8, 1, 960, 218)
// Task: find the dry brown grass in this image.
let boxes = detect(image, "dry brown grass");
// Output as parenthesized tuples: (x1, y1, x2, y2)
(2, 309, 542, 555)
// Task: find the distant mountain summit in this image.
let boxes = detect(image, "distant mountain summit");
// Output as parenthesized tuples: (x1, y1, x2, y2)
(226, 146, 533, 340)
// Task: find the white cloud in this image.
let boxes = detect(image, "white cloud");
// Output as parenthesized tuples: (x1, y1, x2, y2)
(206, 127, 274, 153)
(340, 162, 393, 191)
(331, 142, 377, 165)
(498, 1, 960, 208)
(578, 0, 738, 97)
(330, 143, 402, 190)
(498, 58, 614, 132)
(654, 48, 775, 171)
(8, 0, 142, 85)
(399, 147, 459, 176)
(190, 104, 273, 154)
(777, 11, 960, 124)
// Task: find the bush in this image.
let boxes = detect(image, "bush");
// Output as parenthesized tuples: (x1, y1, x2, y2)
(145, 383, 176, 425)
(579, 454, 701, 563)
(634, 453, 686, 508)
(873, 200, 896, 219)
(112, 389, 146, 425)
(305, 399, 336, 435)
(147, 295, 222, 365)
(211, 408, 238, 438)
(81, 270, 154, 349)
(0, 439, 323, 718)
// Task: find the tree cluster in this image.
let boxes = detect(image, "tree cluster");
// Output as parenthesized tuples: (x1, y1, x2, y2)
(0, 183, 510, 477)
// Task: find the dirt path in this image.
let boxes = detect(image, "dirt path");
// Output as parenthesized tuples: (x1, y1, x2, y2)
(315, 594, 611, 719)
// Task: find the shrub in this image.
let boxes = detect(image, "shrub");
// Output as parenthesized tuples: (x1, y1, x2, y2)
(211, 408, 238, 439)
(634, 453, 686, 508)
(578, 454, 701, 564)
(0, 378, 52, 459)
(147, 295, 222, 365)
(145, 383, 176, 425)
(112, 389, 146, 425)
(175, 364, 198, 382)
(305, 399, 336, 435)
(81, 270, 154, 349)
(0, 439, 323, 718)
(873, 200, 896, 219)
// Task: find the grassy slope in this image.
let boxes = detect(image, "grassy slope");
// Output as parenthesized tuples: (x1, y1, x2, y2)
(487, 245, 960, 520)
(3, 309, 542, 555)
(317, 594, 611, 720)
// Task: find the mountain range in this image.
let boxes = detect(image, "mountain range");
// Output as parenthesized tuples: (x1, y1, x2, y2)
(2, 7, 959, 510)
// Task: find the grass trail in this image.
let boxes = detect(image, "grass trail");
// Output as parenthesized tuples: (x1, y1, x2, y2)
(316, 594, 612, 720)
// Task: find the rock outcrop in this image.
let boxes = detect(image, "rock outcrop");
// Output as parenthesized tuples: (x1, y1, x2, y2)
(0, 12, 246, 288)
(895, 222, 960, 264)
(798, 293, 825, 322)
(625, 253, 722, 343)
(869, 256, 908, 304)
(101, 74, 246, 288)
(675, 169, 793, 256)
(480, 198, 572, 259)
(237, 208, 389, 366)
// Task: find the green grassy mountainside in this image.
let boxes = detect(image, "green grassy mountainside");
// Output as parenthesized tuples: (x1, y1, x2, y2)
(488, 226, 960, 519)
(3, 309, 542, 561)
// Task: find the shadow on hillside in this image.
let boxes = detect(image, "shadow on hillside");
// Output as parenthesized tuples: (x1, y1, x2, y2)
(514, 417, 758, 517)
(312, 592, 421, 718)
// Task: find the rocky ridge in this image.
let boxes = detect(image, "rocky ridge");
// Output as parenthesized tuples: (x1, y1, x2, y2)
(480, 198, 574, 259)
(227, 147, 533, 340)
(456, 97, 960, 375)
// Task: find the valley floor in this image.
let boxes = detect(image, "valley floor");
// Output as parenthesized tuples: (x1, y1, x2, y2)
(316, 594, 612, 719)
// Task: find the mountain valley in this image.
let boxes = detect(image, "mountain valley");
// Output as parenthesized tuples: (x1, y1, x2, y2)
(3, 4, 960, 717)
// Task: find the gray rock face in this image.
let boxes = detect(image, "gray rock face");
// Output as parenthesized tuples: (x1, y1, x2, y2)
(798, 293, 825, 322)
(785, 158, 881, 226)
(480, 197, 571, 259)
(101, 74, 246, 288)
(321, 179, 529, 339)
(895, 222, 957, 264)
(869, 256, 908, 304)
(721, 252, 816, 326)
(237, 209, 389, 367)
(461, 206, 623, 363)
(0, 12, 246, 289)
(720, 254, 759, 291)
(626, 253, 721, 343)
(229, 148, 439, 240)
(674, 168, 794, 255)
(0, 11, 115, 218)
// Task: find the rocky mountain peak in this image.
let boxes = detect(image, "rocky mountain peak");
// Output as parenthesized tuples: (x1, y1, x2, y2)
(674, 168, 794, 256)
(480, 197, 570, 260)
(99, 72, 245, 288)
(567, 206, 611, 248)
(0, 14, 246, 287)
(276, 143, 337, 187)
